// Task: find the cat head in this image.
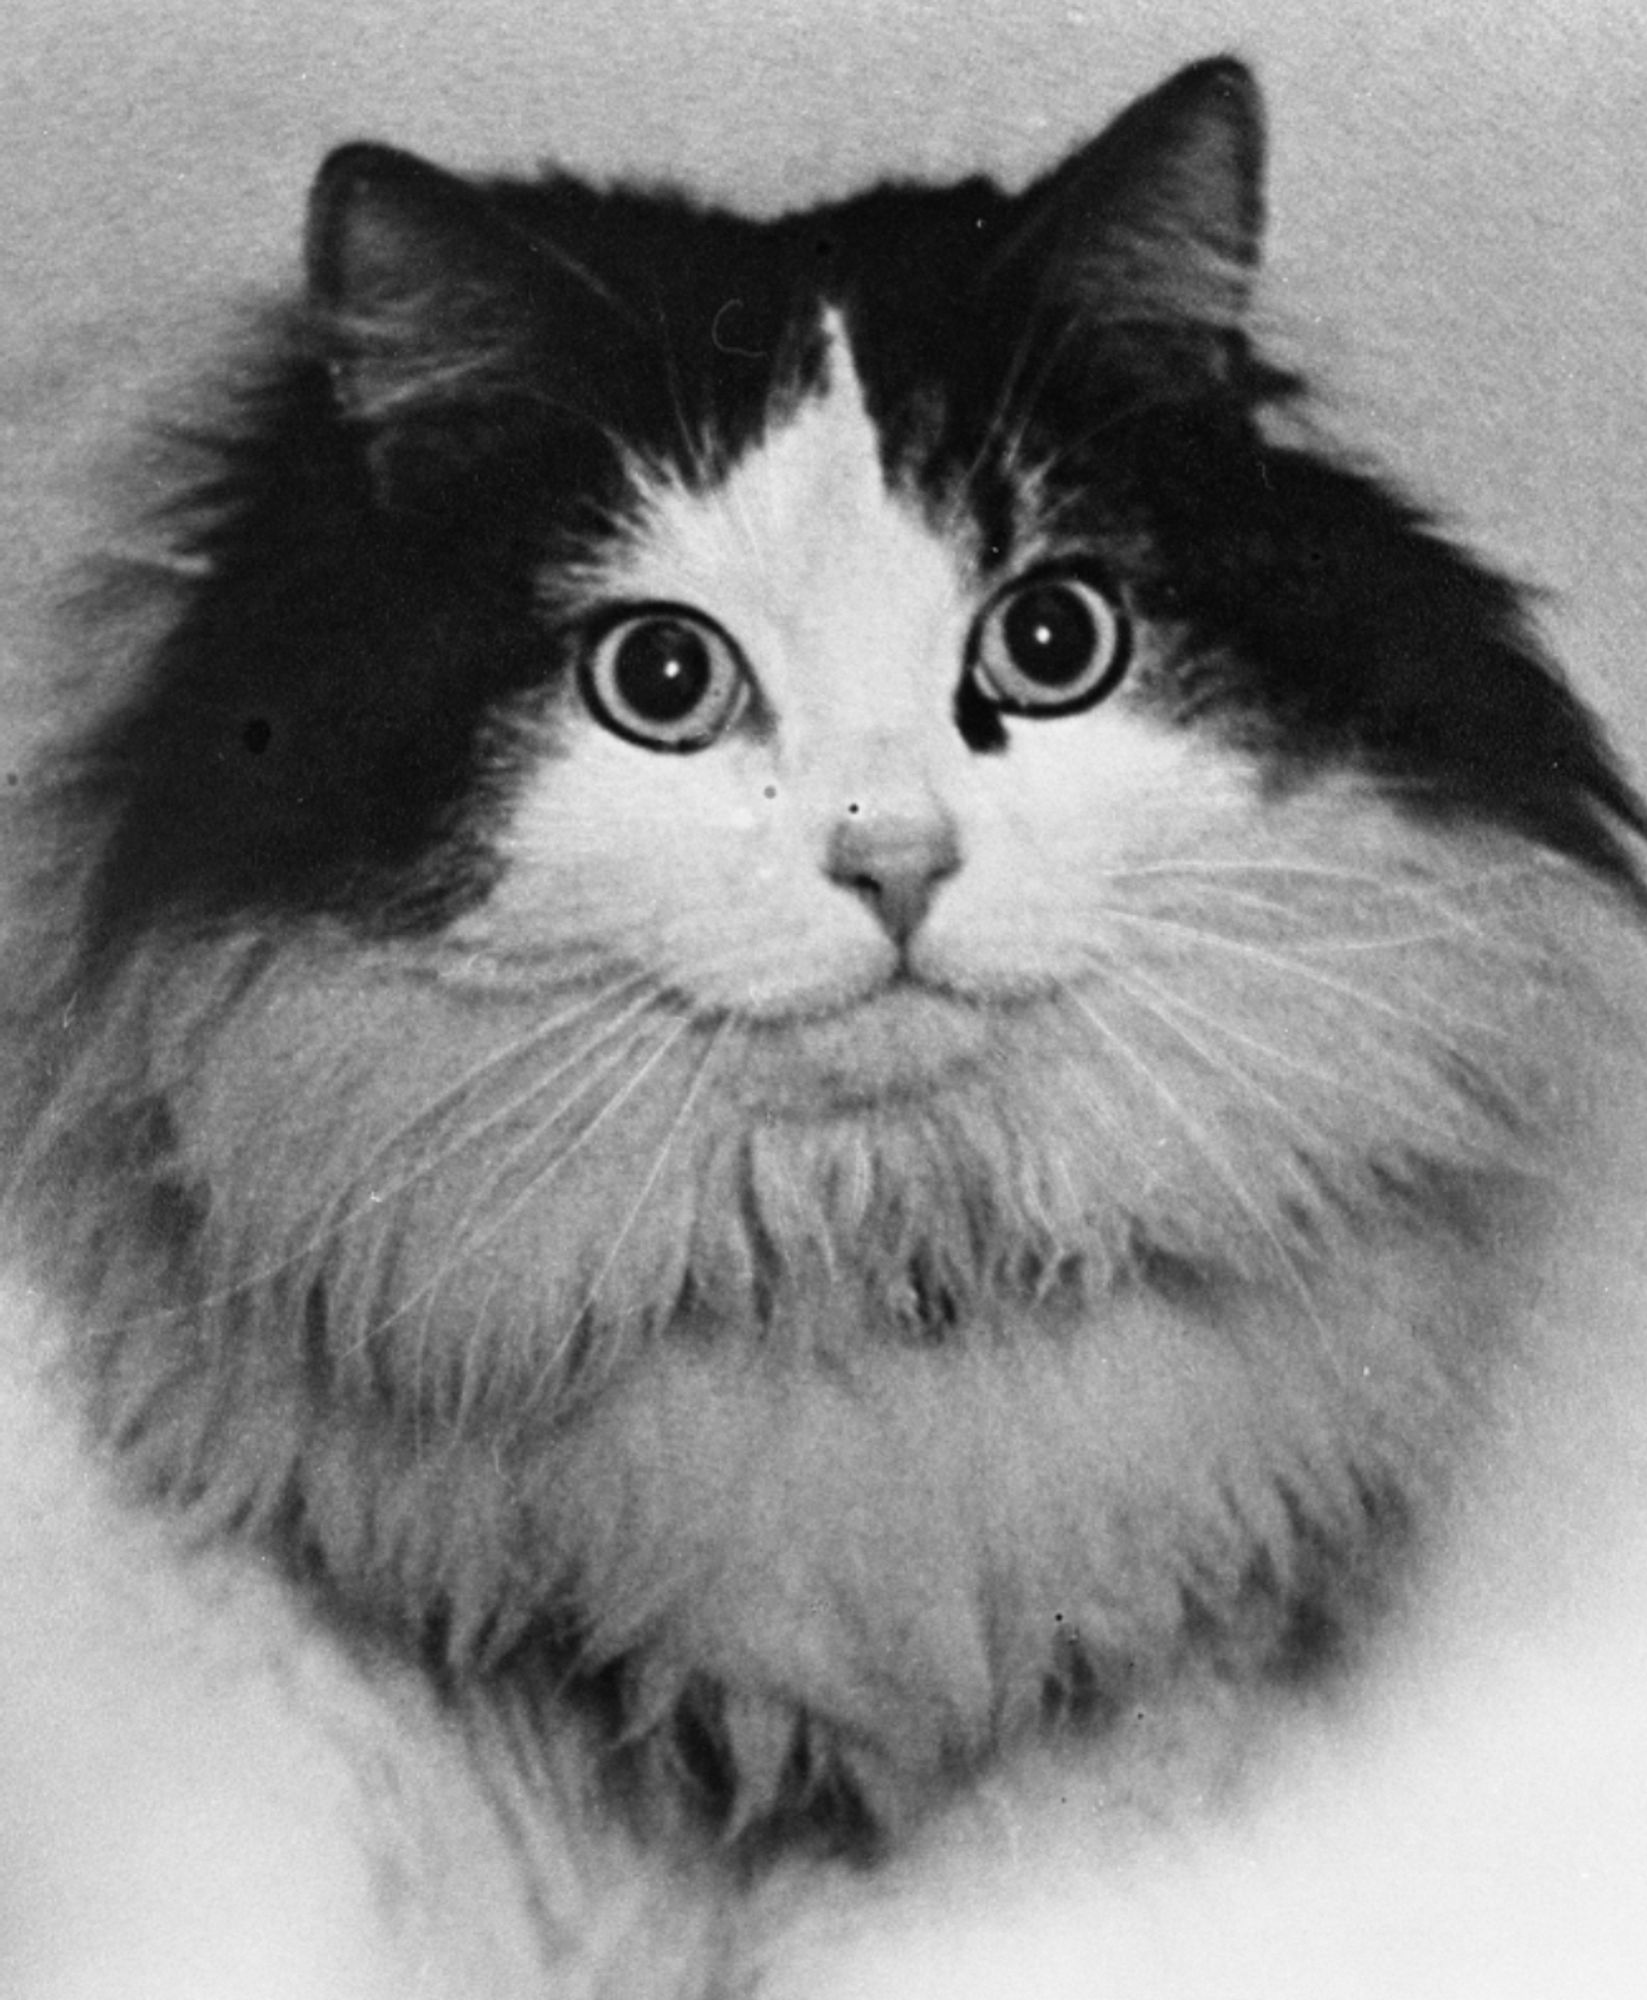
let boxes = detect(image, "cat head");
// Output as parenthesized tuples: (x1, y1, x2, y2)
(26, 49, 1636, 1386)
(74, 55, 1640, 989)
(16, 58, 1644, 1783)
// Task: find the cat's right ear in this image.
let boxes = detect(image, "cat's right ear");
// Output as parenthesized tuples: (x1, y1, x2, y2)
(305, 143, 535, 424)
(993, 57, 1265, 341)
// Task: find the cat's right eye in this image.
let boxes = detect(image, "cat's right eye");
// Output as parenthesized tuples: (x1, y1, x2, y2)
(966, 569, 1130, 719)
(579, 605, 748, 752)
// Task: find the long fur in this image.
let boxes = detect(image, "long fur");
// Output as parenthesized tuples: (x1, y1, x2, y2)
(3, 51, 1646, 1999)
(6, 775, 1624, 1842)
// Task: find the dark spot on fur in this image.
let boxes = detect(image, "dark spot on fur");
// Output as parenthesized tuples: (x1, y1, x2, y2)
(1040, 1627, 1123, 1731)
(954, 668, 1008, 753)
(565, 1658, 887, 1871)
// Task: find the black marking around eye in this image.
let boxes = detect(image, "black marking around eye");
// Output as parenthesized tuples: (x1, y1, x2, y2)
(953, 669, 1008, 754)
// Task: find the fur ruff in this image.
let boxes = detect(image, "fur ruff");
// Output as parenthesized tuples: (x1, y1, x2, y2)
(5, 777, 1620, 1843)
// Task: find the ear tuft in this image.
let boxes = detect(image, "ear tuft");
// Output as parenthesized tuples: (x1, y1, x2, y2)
(1008, 56, 1266, 334)
(307, 143, 492, 311)
(304, 143, 530, 423)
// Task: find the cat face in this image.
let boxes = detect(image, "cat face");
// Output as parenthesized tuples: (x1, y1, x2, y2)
(461, 311, 1238, 1117)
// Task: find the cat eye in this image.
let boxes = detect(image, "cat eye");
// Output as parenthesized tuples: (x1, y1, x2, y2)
(579, 605, 748, 751)
(966, 570, 1130, 717)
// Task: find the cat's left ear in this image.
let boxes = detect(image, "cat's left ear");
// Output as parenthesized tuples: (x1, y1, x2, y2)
(999, 56, 1264, 335)
(305, 142, 545, 424)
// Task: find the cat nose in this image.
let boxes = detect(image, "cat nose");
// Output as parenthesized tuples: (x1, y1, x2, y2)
(824, 804, 961, 944)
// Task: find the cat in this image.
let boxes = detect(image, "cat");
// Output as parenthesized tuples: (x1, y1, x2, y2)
(2, 51, 1645, 1998)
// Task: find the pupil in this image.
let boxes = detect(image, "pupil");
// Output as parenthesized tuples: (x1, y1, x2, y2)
(615, 621, 711, 722)
(1003, 584, 1096, 687)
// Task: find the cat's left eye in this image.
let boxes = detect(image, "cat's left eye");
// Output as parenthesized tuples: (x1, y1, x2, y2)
(579, 606, 748, 752)
(966, 570, 1130, 717)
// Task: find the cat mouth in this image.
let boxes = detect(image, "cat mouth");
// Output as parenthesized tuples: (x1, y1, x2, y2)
(786, 962, 954, 1015)
(720, 972, 1006, 1113)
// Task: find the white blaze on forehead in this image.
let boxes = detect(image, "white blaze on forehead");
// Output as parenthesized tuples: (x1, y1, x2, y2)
(603, 312, 973, 733)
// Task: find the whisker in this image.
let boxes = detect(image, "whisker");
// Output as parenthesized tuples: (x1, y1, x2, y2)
(1093, 954, 1533, 1176)
(1057, 977, 1342, 1364)
(956, 300, 1152, 534)
(650, 293, 720, 490)
(1092, 855, 1542, 889)
(532, 1008, 738, 1400)
(1096, 962, 1353, 1162)
(957, 318, 1044, 501)
(102, 917, 790, 1351)
(140, 971, 672, 1336)
(355, 979, 667, 1250)
(1091, 853, 1552, 937)
(1090, 903, 1530, 1042)
(437, 1002, 689, 1396)
(364, 1007, 703, 1356)
(1003, 387, 1154, 505)
(1148, 895, 1533, 958)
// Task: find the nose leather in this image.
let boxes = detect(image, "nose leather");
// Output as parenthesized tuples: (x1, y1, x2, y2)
(824, 806, 961, 944)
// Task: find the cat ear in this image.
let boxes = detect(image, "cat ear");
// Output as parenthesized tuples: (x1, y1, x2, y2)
(1003, 56, 1264, 334)
(306, 143, 542, 423)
